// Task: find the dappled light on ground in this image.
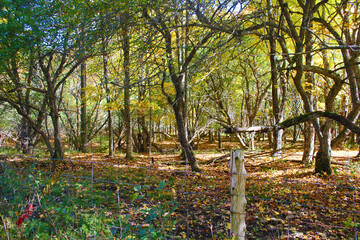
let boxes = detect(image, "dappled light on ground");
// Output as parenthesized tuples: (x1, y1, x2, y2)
(1, 140, 360, 239)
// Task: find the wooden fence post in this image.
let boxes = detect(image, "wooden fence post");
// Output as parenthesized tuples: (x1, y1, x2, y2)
(230, 149, 246, 240)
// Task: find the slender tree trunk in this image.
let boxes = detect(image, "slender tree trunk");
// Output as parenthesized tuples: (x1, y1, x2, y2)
(123, 21, 133, 159)
(103, 51, 114, 157)
(80, 61, 88, 153)
(302, 22, 315, 164)
(149, 78, 153, 153)
(269, 49, 283, 153)
(108, 108, 114, 156)
(268, 0, 283, 156)
(137, 65, 148, 152)
(218, 129, 222, 148)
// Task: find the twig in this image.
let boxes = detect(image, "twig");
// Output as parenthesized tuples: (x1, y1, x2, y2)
(203, 153, 230, 165)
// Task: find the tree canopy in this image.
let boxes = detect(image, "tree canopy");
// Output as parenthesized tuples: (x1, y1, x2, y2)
(0, 0, 359, 175)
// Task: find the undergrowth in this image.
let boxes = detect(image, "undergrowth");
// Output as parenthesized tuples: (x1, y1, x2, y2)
(1, 148, 360, 239)
(0, 161, 179, 239)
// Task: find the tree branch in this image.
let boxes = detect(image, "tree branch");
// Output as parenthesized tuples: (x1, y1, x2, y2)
(225, 111, 360, 135)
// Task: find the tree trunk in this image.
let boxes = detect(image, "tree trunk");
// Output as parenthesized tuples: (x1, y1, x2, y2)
(315, 122, 332, 175)
(272, 129, 283, 156)
(218, 129, 222, 148)
(267, 131, 273, 148)
(143, 6, 213, 172)
(123, 21, 133, 159)
(80, 61, 88, 153)
(137, 72, 148, 152)
(103, 50, 114, 157)
(18, 116, 33, 154)
(302, 23, 315, 164)
(148, 78, 153, 153)
(49, 99, 64, 160)
(209, 130, 214, 143)
(17, 57, 37, 154)
(108, 110, 114, 156)
(279, 0, 334, 174)
(174, 103, 201, 172)
(268, 0, 283, 156)
(302, 122, 315, 164)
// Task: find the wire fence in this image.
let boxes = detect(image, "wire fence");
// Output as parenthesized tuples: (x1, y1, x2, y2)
(1, 149, 359, 239)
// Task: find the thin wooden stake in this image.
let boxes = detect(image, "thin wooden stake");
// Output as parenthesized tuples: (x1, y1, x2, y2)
(230, 149, 246, 240)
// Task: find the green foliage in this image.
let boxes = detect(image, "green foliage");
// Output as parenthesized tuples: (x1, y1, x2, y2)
(343, 217, 360, 230)
(0, 164, 178, 239)
(127, 182, 179, 240)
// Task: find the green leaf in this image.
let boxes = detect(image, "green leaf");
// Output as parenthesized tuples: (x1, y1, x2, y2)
(158, 180, 166, 190)
(139, 228, 147, 236)
(130, 193, 139, 202)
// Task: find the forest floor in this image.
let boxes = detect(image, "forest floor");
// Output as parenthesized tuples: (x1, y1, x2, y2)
(1, 139, 360, 239)
(122, 140, 360, 239)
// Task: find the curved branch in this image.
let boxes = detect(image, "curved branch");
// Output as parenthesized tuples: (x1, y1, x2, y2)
(303, 65, 342, 83)
(225, 111, 360, 135)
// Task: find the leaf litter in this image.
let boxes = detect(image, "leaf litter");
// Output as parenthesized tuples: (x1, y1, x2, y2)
(1, 141, 360, 239)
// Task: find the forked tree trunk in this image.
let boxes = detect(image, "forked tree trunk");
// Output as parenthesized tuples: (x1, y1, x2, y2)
(143, 6, 213, 172)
